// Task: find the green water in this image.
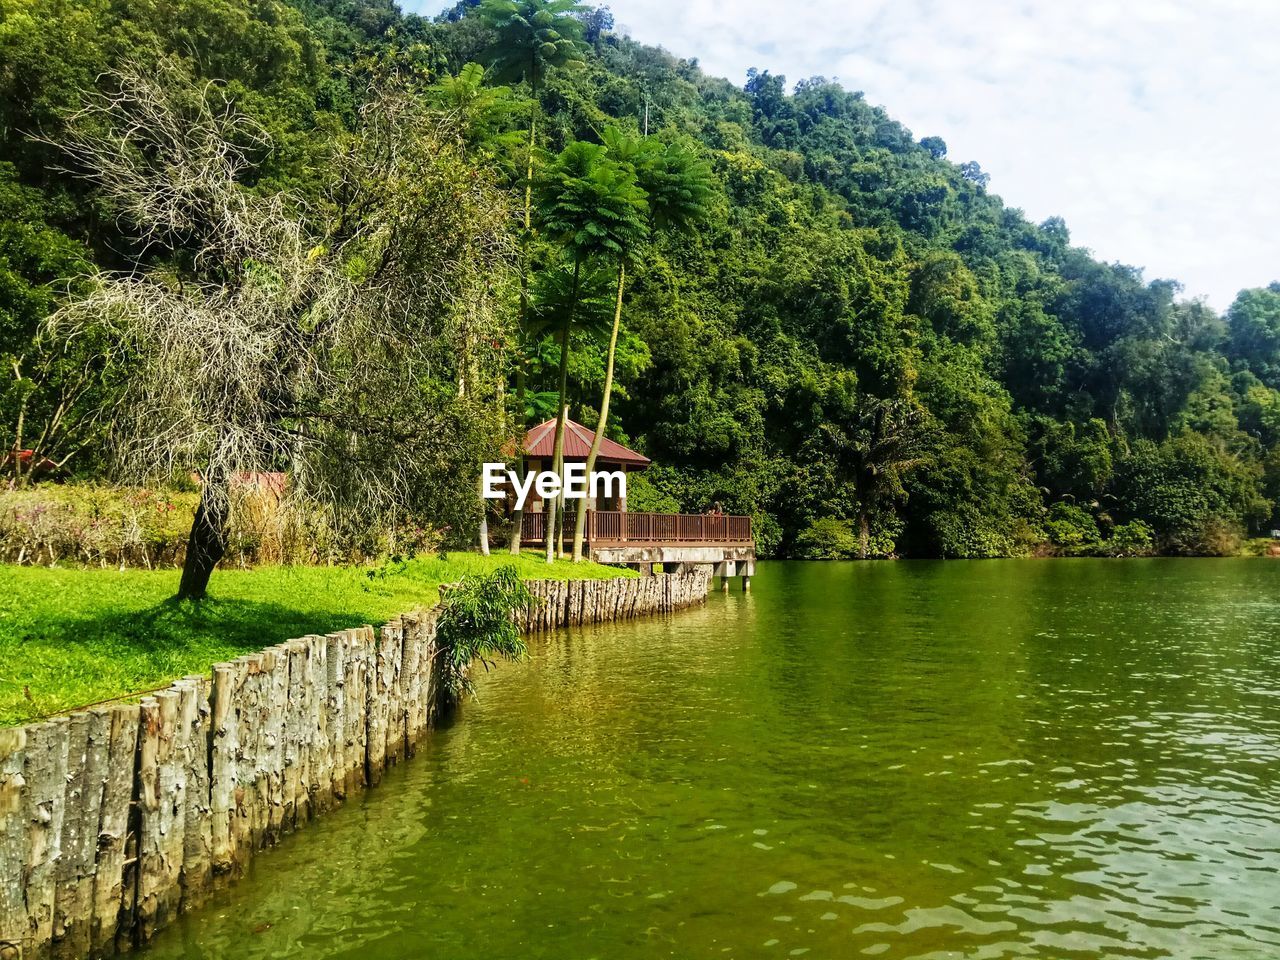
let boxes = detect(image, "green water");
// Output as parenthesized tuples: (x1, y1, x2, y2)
(144, 560, 1280, 959)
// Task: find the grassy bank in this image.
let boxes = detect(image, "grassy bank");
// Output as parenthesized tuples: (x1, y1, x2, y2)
(0, 554, 633, 726)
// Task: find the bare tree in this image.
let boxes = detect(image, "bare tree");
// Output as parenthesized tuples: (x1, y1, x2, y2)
(53, 64, 513, 598)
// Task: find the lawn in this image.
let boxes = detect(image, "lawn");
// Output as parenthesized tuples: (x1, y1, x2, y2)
(0, 553, 633, 726)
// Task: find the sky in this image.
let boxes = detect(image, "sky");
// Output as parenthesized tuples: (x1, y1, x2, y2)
(407, 0, 1280, 310)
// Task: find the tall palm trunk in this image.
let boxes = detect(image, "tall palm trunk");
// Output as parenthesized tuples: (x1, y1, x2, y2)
(477, 472, 490, 555)
(545, 259, 579, 562)
(545, 348, 569, 562)
(573, 262, 625, 561)
(510, 61, 540, 556)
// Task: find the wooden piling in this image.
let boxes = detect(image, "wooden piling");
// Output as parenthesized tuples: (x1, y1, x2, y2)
(282, 640, 309, 829)
(0, 726, 28, 958)
(89, 704, 138, 956)
(135, 691, 185, 942)
(24, 718, 70, 956)
(177, 678, 212, 912)
(208, 662, 238, 880)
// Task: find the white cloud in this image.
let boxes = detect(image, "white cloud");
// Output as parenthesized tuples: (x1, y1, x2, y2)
(406, 0, 1280, 309)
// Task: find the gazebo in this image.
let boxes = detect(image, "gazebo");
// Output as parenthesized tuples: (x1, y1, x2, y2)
(510, 419, 755, 588)
(518, 417, 650, 513)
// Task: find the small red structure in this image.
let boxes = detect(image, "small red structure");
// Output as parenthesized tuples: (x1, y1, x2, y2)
(2, 449, 58, 478)
(521, 418, 651, 471)
(511, 419, 754, 586)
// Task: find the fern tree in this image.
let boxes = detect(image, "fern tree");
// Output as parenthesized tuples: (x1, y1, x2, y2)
(536, 140, 648, 560)
(476, 0, 585, 553)
(572, 133, 713, 560)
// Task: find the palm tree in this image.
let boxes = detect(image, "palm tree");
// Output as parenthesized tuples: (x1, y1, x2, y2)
(810, 382, 930, 559)
(432, 62, 518, 146)
(476, 0, 586, 554)
(477, 0, 585, 231)
(571, 133, 713, 560)
(536, 140, 648, 560)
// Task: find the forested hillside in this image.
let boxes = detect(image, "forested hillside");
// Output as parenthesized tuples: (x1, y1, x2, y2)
(4, 0, 1280, 558)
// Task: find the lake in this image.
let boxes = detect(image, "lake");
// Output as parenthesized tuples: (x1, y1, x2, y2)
(141, 560, 1280, 959)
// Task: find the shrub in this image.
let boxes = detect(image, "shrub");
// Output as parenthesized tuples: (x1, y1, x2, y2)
(0, 482, 439, 568)
(1044, 502, 1102, 553)
(1115, 433, 1269, 554)
(794, 517, 858, 559)
(1102, 520, 1155, 557)
(0, 484, 197, 567)
(926, 504, 1033, 559)
(434, 565, 536, 704)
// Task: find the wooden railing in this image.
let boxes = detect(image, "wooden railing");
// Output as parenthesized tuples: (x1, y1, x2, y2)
(521, 510, 545, 544)
(520, 510, 752, 546)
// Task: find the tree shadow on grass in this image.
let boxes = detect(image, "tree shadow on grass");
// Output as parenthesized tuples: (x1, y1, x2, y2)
(59, 596, 377, 657)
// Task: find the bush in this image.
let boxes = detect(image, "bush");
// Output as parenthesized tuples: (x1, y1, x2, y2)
(0, 484, 197, 567)
(794, 518, 858, 559)
(925, 504, 1035, 559)
(1115, 433, 1268, 554)
(1101, 520, 1155, 557)
(1044, 502, 1102, 553)
(434, 565, 536, 704)
(0, 481, 437, 568)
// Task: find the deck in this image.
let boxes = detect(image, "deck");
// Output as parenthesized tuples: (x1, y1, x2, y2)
(520, 510, 756, 581)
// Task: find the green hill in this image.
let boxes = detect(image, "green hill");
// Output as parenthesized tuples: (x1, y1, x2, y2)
(3, 0, 1278, 558)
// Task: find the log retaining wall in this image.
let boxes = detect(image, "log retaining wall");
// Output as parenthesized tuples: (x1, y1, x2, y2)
(0, 570, 709, 959)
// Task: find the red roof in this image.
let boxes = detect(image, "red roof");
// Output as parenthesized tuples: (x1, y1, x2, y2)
(522, 418, 651, 469)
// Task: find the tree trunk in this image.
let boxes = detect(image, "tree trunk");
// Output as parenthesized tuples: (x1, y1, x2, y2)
(858, 509, 870, 561)
(524, 79, 537, 236)
(573, 262, 626, 561)
(545, 260, 580, 563)
(177, 473, 230, 600)
(512, 67, 539, 556)
(477, 469, 490, 556)
(509, 360, 526, 555)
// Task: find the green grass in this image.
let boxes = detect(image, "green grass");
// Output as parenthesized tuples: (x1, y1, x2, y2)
(0, 553, 633, 726)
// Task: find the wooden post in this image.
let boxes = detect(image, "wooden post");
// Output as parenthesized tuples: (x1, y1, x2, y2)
(53, 709, 108, 960)
(263, 647, 288, 846)
(380, 622, 406, 767)
(283, 640, 310, 829)
(367, 628, 388, 787)
(420, 612, 441, 731)
(136, 690, 185, 943)
(400, 617, 422, 756)
(324, 635, 346, 801)
(0, 726, 27, 958)
(208, 662, 237, 880)
(177, 677, 213, 912)
(343, 630, 367, 800)
(90, 704, 139, 956)
(237, 654, 265, 856)
(51, 711, 89, 958)
(23, 718, 70, 956)
(305, 635, 331, 816)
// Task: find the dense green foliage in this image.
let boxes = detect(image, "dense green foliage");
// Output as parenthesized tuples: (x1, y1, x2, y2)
(0, 552, 627, 724)
(3, 0, 1278, 557)
(434, 564, 535, 702)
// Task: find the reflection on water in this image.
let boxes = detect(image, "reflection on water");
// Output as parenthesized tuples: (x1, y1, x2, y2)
(143, 559, 1280, 959)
